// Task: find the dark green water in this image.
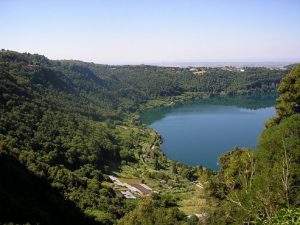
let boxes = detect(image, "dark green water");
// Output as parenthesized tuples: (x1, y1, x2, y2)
(141, 95, 276, 170)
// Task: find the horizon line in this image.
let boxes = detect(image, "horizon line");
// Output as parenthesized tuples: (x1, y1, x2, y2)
(2, 49, 299, 67)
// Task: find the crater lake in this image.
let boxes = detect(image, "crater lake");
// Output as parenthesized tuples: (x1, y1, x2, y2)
(141, 95, 276, 170)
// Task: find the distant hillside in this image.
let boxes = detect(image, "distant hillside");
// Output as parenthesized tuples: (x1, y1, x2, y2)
(0, 50, 284, 118)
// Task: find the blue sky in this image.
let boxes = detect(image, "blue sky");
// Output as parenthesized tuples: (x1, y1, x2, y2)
(1, 0, 299, 64)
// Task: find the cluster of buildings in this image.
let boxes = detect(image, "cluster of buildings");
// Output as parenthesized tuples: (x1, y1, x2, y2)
(221, 66, 245, 72)
(108, 175, 152, 199)
(189, 67, 207, 75)
(189, 66, 247, 74)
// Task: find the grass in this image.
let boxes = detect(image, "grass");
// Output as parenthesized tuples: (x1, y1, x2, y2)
(179, 184, 207, 215)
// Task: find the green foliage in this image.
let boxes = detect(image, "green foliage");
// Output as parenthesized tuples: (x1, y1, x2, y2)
(277, 65, 300, 118)
(267, 64, 300, 126)
(256, 114, 300, 205)
(0, 50, 288, 224)
(270, 208, 300, 225)
(210, 148, 254, 199)
(0, 152, 99, 225)
(118, 195, 198, 225)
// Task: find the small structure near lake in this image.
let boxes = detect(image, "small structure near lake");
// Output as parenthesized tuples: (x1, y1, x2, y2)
(108, 175, 152, 199)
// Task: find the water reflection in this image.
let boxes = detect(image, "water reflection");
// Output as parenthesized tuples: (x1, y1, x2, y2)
(141, 95, 276, 170)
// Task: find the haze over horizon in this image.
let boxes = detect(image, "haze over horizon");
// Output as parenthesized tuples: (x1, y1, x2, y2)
(1, 0, 300, 64)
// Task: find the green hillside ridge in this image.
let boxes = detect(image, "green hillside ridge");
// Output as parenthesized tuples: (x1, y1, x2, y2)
(0, 50, 298, 224)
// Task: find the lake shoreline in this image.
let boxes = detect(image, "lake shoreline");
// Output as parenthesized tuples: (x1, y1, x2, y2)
(140, 95, 276, 170)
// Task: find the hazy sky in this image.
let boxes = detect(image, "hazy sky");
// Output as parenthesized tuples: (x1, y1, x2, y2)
(1, 0, 299, 64)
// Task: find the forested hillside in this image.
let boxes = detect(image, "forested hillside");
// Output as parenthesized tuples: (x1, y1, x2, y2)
(0, 50, 283, 117)
(0, 50, 297, 225)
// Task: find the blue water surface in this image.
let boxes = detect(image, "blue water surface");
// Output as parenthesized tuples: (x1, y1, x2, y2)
(142, 97, 275, 170)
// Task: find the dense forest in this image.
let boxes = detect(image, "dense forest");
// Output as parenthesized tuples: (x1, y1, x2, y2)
(0, 50, 298, 225)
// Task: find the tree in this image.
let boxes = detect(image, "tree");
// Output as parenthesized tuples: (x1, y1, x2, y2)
(268, 64, 300, 126)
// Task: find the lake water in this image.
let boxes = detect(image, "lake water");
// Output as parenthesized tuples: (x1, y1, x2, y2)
(141, 96, 276, 170)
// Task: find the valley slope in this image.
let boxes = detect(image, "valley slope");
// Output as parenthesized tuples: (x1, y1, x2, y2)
(0, 50, 298, 225)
